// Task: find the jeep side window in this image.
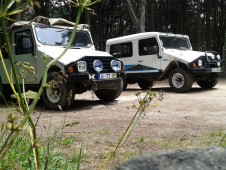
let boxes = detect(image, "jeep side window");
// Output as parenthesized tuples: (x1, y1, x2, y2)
(109, 42, 132, 58)
(15, 30, 34, 55)
(139, 38, 158, 56)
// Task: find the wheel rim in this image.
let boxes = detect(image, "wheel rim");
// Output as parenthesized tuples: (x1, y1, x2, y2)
(172, 73, 185, 88)
(46, 81, 61, 103)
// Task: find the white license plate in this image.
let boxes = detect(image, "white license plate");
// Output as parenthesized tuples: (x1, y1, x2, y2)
(99, 73, 117, 80)
(209, 68, 221, 72)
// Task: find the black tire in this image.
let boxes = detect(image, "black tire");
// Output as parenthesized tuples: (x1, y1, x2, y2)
(0, 80, 12, 103)
(42, 72, 75, 110)
(196, 77, 218, 89)
(123, 78, 128, 90)
(138, 79, 153, 90)
(169, 68, 193, 93)
(95, 79, 123, 101)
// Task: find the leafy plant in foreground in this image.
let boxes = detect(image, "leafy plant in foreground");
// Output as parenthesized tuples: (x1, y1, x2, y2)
(0, 0, 100, 169)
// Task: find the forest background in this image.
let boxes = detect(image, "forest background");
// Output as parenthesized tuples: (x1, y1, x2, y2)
(14, 0, 226, 61)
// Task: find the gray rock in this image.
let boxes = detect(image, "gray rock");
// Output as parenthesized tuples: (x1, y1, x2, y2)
(116, 147, 226, 170)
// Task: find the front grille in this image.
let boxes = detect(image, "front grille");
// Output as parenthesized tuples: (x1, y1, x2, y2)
(203, 59, 219, 68)
(86, 56, 113, 73)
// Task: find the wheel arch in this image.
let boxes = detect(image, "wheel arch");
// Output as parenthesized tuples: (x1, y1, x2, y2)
(38, 65, 63, 87)
(48, 65, 61, 73)
(163, 60, 191, 77)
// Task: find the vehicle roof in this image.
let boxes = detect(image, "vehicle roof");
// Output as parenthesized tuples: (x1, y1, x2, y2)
(10, 16, 89, 30)
(106, 32, 189, 44)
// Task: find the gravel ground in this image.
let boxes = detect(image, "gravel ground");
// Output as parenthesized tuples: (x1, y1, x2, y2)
(30, 78, 226, 169)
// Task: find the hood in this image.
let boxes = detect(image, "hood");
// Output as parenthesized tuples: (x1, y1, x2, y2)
(38, 46, 112, 65)
(164, 49, 214, 62)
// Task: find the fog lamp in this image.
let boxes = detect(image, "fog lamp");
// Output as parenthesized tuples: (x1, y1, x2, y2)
(111, 60, 121, 72)
(93, 60, 103, 73)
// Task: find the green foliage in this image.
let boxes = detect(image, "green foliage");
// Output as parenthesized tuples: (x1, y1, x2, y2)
(123, 151, 134, 159)
(59, 136, 75, 146)
(218, 130, 226, 148)
(138, 136, 145, 143)
(0, 126, 82, 170)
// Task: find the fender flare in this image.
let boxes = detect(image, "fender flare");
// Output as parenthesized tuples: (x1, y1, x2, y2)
(162, 60, 191, 78)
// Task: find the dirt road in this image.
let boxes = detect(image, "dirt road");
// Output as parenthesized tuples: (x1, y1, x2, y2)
(34, 79, 226, 169)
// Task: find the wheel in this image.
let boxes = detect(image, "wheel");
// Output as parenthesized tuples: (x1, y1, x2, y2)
(95, 79, 123, 101)
(196, 76, 218, 89)
(42, 72, 75, 110)
(138, 79, 153, 90)
(169, 68, 193, 93)
(0, 79, 10, 103)
(123, 78, 128, 90)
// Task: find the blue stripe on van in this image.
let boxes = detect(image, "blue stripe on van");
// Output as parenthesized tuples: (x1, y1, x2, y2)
(126, 70, 159, 73)
(124, 64, 159, 73)
(125, 65, 135, 69)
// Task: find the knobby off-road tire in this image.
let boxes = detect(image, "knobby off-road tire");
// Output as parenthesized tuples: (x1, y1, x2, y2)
(196, 76, 218, 89)
(138, 79, 153, 90)
(169, 68, 193, 93)
(42, 72, 75, 110)
(95, 79, 123, 101)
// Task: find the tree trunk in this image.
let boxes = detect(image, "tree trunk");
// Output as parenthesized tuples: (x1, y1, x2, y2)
(205, 0, 212, 49)
(140, 0, 146, 32)
(217, 0, 226, 56)
(126, 0, 139, 32)
(148, 0, 155, 31)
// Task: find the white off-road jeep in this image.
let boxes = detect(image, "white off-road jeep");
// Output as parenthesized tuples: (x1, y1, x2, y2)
(106, 32, 223, 92)
(0, 16, 125, 110)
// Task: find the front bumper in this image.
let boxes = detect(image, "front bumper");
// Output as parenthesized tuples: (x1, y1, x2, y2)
(191, 67, 222, 81)
(191, 67, 222, 74)
(92, 78, 122, 91)
(66, 72, 123, 91)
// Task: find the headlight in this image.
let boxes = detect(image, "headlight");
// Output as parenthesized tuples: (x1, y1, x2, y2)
(93, 60, 103, 72)
(198, 60, 202, 67)
(217, 55, 221, 60)
(217, 62, 221, 66)
(77, 61, 86, 72)
(111, 60, 121, 71)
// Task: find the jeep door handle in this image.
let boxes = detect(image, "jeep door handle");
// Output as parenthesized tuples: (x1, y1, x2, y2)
(138, 60, 143, 62)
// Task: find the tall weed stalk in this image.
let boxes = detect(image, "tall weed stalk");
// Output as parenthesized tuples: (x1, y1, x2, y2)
(98, 90, 157, 170)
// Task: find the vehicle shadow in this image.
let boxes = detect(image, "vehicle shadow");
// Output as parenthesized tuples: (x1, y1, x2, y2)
(124, 86, 218, 94)
(35, 97, 117, 112)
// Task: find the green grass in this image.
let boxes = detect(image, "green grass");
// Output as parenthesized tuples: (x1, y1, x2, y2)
(0, 125, 82, 170)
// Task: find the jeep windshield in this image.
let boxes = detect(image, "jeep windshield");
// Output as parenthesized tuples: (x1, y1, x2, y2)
(35, 26, 92, 47)
(159, 35, 191, 50)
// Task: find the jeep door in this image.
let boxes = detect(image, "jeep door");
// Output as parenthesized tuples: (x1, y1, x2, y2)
(12, 29, 37, 84)
(137, 37, 161, 73)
